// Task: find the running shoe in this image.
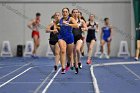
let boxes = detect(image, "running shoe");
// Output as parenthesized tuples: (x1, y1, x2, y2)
(78, 62, 82, 69)
(61, 69, 66, 74)
(86, 59, 92, 65)
(54, 65, 57, 71)
(99, 54, 104, 58)
(31, 54, 39, 58)
(135, 57, 138, 61)
(70, 66, 74, 70)
(106, 55, 110, 59)
(75, 67, 79, 74)
(65, 62, 70, 71)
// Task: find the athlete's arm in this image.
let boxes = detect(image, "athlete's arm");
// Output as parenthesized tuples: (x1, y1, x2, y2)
(68, 17, 78, 28)
(46, 21, 59, 33)
(86, 22, 89, 26)
(86, 22, 92, 29)
(53, 23, 59, 34)
(55, 22, 60, 31)
(110, 26, 113, 39)
(81, 19, 88, 31)
(100, 27, 103, 42)
(46, 21, 54, 33)
(27, 19, 35, 30)
(96, 22, 99, 32)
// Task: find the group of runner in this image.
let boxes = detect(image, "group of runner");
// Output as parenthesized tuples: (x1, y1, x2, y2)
(27, 7, 113, 74)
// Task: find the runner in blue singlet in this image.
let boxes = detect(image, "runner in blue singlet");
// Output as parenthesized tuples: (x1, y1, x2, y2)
(100, 18, 112, 59)
(58, 7, 78, 74)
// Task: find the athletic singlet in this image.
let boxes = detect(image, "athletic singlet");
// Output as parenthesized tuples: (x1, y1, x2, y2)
(32, 19, 40, 31)
(102, 26, 111, 40)
(58, 16, 74, 44)
(87, 22, 96, 37)
(72, 18, 82, 37)
(59, 16, 73, 37)
(49, 25, 59, 42)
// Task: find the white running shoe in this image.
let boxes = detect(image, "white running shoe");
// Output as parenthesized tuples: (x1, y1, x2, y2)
(99, 54, 104, 58)
(106, 55, 110, 59)
(134, 57, 138, 61)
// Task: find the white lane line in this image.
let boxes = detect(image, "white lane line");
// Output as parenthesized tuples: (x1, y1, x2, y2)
(122, 65, 140, 80)
(0, 67, 33, 88)
(42, 67, 61, 93)
(0, 82, 93, 84)
(90, 65, 100, 93)
(0, 62, 31, 80)
(0, 64, 55, 68)
(0, 65, 26, 68)
(33, 70, 54, 93)
(93, 62, 140, 67)
(0, 64, 101, 68)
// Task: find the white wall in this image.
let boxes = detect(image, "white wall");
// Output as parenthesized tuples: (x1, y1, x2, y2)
(0, 1, 132, 57)
(0, 4, 25, 55)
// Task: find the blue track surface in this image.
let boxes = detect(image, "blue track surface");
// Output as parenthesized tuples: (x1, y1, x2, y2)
(0, 57, 140, 93)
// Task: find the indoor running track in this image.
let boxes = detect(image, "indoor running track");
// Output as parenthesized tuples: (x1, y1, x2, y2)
(0, 57, 140, 93)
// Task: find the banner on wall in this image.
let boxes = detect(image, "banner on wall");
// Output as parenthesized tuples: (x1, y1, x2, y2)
(133, 0, 140, 40)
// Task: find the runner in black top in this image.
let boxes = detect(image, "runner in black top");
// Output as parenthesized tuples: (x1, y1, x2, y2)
(46, 12, 60, 71)
(71, 9, 87, 74)
(86, 14, 99, 64)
